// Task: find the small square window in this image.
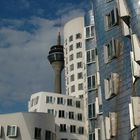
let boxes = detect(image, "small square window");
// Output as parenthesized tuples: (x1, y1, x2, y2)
(78, 127, 84, 134)
(57, 97, 64, 104)
(70, 74, 74, 82)
(67, 99, 73, 106)
(69, 45, 73, 51)
(78, 83, 83, 90)
(60, 124, 67, 132)
(77, 62, 83, 68)
(77, 113, 82, 121)
(70, 64, 74, 71)
(69, 54, 74, 61)
(7, 125, 17, 138)
(71, 85, 75, 93)
(69, 35, 73, 42)
(76, 33, 82, 39)
(76, 42, 82, 49)
(70, 125, 76, 133)
(77, 72, 83, 79)
(59, 110, 65, 118)
(76, 52, 82, 58)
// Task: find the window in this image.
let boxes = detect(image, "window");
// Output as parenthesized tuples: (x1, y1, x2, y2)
(85, 25, 94, 39)
(57, 97, 64, 104)
(69, 112, 74, 119)
(70, 74, 74, 82)
(76, 42, 82, 48)
(70, 125, 76, 133)
(34, 128, 41, 139)
(106, 0, 112, 2)
(104, 38, 120, 63)
(69, 45, 73, 51)
(77, 62, 83, 68)
(61, 139, 68, 140)
(105, 8, 118, 30)
(60, 124, 67, 132)
(88, 104, 95, 118)
(104, 73, 119, 100)
(87, 49, 96, 64)
(45, 130, 51, 140)
(71, 85, 75, 93)
(48, 109, 54, 115)
(69, 54, 74, 61)
(76, 33, 82, 39)
(77, 72, 83, 79)
(88, 75, 96, 90)
(69, 35, 73, 42)
(78, 83, 83, 90)
(59, 110, 65, 118)
(76, 52, 82, 58)
(65, 39, 67, 46)
(78, 127, 84, 134)
(46, 96, 54, 103)
(31, 96, 39, 107)
(67, 99, 73, 106)
(76, 101, 80, 108)
(77, 113, 82, 121)
(7, 125, 17, 137)
(70, 64, 74, 71)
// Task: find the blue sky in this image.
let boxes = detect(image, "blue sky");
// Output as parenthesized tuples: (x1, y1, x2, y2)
(0, 0, 89, 113)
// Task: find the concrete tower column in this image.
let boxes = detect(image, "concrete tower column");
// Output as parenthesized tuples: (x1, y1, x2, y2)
(48, 32, 64, 94)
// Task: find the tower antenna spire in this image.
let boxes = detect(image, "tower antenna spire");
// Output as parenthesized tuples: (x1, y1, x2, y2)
(57, 32, 61, 45)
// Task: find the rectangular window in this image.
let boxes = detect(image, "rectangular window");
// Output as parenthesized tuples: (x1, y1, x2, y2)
(69, 54, 74, 61)
(46, 96, 54, 103)
(70, 125, 76, 133)
(45, 131, 51, 140)
(57, 97, 64, 104)
(76, 52, 82, 58)
(0, 126, 2, 137)
(105, 8, 118, 30)
(78, 83, 83, 90)
(76, 33, 82, 39)
(78, 127, 84, 134)
(69, 45, 73, 51)
(71, 85, 75, 93)
(104, 38, 120, 63)
(88, 75, 96, 90)
(69, 112, 74, 119)
(70, 74, 74, 82)
(7, 125, 17, 138)
(77, 62, 83, 68)
(77, 72, 83, 79)
(104, 73, 119, 100)
(69, 35, 73, 42)
(77, 113, 82, 121)
(76, 42, 82, 48)
(85, 25, 94, 39)
(88, 104, 95, 118)
(87, 49, 96, 64)
(59, 110, 65, 118)
(60, 124, 67, 132)
(76, 101, 81, 108)
(34, 128, 41, 139)
(67, 99, 73, 106)
(48, 109, 54, 115)
(70, 64, 74, 71)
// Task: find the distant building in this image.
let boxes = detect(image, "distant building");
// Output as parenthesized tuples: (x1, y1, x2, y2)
(63, 17, 87, 98)
(28, 91, 87, 140)
(0, 112, 55, 140)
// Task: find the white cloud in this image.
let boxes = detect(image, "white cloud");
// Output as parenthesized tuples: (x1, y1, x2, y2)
(0, 7, 85, 111)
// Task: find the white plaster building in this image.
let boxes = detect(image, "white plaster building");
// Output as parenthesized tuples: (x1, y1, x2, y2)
(64, 17, 87, 98)
(28, 91, 87, 140)
(0, 112, 55, 140)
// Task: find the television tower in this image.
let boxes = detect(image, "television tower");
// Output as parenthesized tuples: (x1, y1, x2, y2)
(48, 32, 64, 94)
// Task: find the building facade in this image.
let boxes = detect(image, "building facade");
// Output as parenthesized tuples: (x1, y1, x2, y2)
(28, 92, 87, 140)
(0, 112, 55, 140)
(92, 0, 140, 140)
(63, 17, 87, 98)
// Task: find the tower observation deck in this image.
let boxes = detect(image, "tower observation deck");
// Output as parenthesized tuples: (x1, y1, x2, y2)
(48, 32, 64, 94)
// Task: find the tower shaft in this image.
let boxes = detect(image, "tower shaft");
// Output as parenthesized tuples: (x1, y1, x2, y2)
(52, 61, 63, 93)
